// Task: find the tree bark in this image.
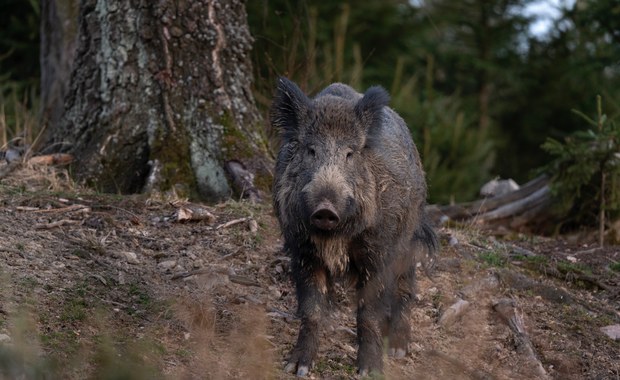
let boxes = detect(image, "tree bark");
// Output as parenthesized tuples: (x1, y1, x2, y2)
(40, 0, 80, 140)
(42, 0, 269, 201)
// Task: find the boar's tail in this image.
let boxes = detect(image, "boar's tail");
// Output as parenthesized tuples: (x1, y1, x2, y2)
(414, 219, 439, 278)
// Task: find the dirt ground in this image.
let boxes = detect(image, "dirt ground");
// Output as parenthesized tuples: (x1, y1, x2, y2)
(0, 165, 619, 379)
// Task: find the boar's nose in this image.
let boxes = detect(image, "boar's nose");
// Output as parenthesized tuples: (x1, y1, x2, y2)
(310, 202, 340, 230)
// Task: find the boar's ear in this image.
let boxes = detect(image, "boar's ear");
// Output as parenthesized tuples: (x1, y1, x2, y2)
(354, 86, 390, 136)
(270, 77, 312, 142)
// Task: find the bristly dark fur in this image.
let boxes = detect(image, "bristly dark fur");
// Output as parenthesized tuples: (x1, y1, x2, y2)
(355, 86, 390, 149)
(355, 86, 389, 126)
(271, 78, 438, 377)
(414, 217, 440, 276)
(270, 77, 312, 143)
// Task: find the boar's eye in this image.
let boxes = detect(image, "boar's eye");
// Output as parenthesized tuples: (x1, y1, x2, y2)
(307, 146, 316, 157)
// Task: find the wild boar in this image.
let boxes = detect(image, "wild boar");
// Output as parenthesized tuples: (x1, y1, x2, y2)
(271, 77, 437, 376)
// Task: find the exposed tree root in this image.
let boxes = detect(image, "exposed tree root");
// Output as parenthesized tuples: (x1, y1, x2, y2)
(493, 299, 549, 379)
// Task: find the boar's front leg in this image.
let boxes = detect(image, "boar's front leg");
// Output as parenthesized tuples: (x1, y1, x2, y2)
(285, 255, 330, 377)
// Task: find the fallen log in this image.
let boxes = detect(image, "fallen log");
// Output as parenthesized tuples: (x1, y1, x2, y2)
(436, 175, 548, 219)
(475, 185, 550, 223)
(428, 174, 553, 229)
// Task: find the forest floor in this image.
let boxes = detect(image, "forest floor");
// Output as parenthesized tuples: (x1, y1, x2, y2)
(0, 164, 619, 380)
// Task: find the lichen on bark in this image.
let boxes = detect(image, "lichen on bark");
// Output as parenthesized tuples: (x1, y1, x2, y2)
(43, 0, 270, 201)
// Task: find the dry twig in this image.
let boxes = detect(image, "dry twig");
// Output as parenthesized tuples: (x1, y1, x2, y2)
(216, 217, 250, 230)
(31, 204, 90, 213)
(34, 219, 81, 229)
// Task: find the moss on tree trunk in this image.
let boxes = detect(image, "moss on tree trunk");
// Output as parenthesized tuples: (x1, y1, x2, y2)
(43, 0, 270, 201)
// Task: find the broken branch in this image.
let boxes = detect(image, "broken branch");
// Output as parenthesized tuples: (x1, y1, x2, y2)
(493, 298, 549, 379)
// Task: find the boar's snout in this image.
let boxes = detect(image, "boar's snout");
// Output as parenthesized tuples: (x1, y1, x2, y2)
(310, 202, 340, 231)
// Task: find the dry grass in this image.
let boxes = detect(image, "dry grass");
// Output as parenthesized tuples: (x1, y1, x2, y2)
(0, 163, 77, 193)
(171, 291, 276, 379)
(0, 88, 39, 151)
(1, 87, 80, 195)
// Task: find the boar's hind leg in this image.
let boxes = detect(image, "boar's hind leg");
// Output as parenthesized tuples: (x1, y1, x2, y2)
(387, 265, 416, 358)
(285, 261, 330, 377)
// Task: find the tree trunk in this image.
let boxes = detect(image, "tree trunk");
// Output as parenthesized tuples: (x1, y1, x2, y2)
(476, 0, 491, 134)
(40, 0, 80, 140)
(42, 0, 270, 201)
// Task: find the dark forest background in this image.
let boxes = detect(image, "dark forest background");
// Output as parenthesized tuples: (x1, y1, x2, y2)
(2, 0, 619, 204)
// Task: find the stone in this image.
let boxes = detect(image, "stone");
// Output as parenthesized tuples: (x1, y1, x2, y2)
(600, 325, 620, 340)
(158, 260, 177, 271)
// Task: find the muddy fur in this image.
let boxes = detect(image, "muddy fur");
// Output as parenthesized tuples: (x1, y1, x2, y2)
(271, 77, 438, 376)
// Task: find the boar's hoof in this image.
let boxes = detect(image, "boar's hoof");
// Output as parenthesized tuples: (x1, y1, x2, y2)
(388, 347, 407, 358)
(310, 202, 340, 230)
(296, 365, 309, 377)
(357, 368, 381, 377)
(284, 362, 309, 377)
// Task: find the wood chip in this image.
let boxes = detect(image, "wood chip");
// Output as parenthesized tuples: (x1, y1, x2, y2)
(175, 204, 216, 223)
(248, 218, 258, 233)
(118, 251, 140, 264)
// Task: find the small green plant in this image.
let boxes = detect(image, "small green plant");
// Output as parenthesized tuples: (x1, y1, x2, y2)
(609, 261, 620, 272)
(557, 261, 592, 275)
(314, 358, 357, 375)
(541, 96, 620, 245)
(60, 294, 88, 323)
(18, 276, 37, 290)
(176, 348, 192, 359)
(478, 251, 506, 267)
(513, 254, 548, 266)
(128, 283, 152, 308)
(40, 330, 80, 354)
